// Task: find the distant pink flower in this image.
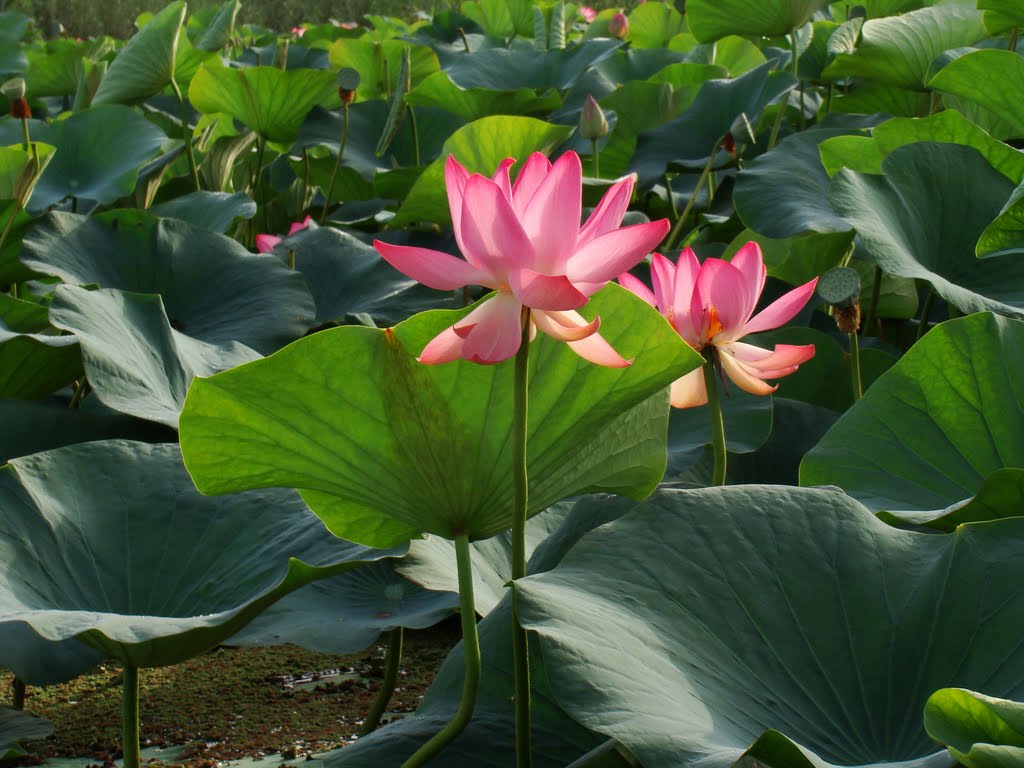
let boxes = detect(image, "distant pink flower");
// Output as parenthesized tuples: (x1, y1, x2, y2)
(255, 215, 313, 253)
(375, 152, 669, 367)
(608, 12, 629, 38)
(291, 25, 306, 37)
(580, 6, 597, 22)
(618, 244, 817, 408)
(334, 20, 359, 29)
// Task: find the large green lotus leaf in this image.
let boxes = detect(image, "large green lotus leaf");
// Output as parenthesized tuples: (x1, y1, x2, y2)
(0, 440, 401, 670)
(264, 226, 454, 327)
(395, 503, 573, 616)
(878, 468, 1024, 531)
(443, 39, 621, 91)
(188, 62, 336, 144)
(20, 210, 316, 354)
(623, 2, 686, 49)
(321, 493, 640, 767)
(149, 191, 255, 234)
(180, 284, 700, 544)
(193, 0, 241, 53)
(829, 144, 1024, 316)
(926, 688, 1024, 768)
(818, 110, 1024, 182)
(830, 81, 931, 118)
(24, 39, 88, 98)
(228, 559, 458, 655)
(0, 398, 174, 465)
(801, 313, 1024, 514)
(687, 0, 825, 42)
(49, 286, 260, 427)
(326, 38, 440, 102)
(0, 12, 28, 77)
(0, 621, 103, 687)
(516, 483, 1024, 768)
(91, 1, 184, 105)
(0, 322, 82, 399)
(0, 707, 52, 760)
(978, 0, 1024, 32)
(977, 179, 1024, 258)
(460, 0, 534, 38)
(391, 116, 574, 227)
(20, 106, 166, 212)
(734, 128, 858, 238)
(630, 62, 796, 185)
(406, 72, 560, 122)
(823, 5, 986, 89)
(929, 50, 1024, 139)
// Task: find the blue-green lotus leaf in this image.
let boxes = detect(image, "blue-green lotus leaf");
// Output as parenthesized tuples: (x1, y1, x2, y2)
(20, 210, 316, 354)
(0, 707, 52, 760)
(228, 559, 458, 655)
(0, 440, 403, 670)
(517, 484, 1024, 768)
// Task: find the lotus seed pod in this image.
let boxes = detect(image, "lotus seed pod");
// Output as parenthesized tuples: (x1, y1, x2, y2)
(337, 67, 360, 105)
(608, 12, 628, 39)
(580, 95, 608, 140)
(816, 267, 860, 309)
(1, 77, 25, 100)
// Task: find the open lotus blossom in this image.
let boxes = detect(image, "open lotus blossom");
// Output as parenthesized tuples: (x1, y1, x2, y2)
(255, 216, 313, 254)
(374, 152, 669, 367)
(618, 244, 818, 408)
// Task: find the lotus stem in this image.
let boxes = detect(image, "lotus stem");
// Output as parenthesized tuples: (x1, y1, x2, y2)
(170, 77, 201, 193)
(19, 115, 29, 152)
(320, 102, 350, 225)
(122, 666, 141, 768)
(358, 627, 404, 737)
(11, 677, 25, 710)
(863, 265, 882, 335)
(511, 310, 533, 768)
(400, 535, 480, 768)
(849, 330, 862, 402)
(664, 139, 721, 252)
(591, 138, 600, 178)
(1009, 27, 1019, 51)
(409, 106, 421, 167)
(255, 137, 268, 234)
(916, 288, 935, 341)
(703, 355, 727, 486)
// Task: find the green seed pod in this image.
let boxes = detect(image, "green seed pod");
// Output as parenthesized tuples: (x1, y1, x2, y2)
(817, 267, 860, 309)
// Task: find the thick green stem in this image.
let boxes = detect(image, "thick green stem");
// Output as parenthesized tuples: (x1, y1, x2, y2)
(703, 356, 727, 486)
(511, 312, 532, 768)
(409, 106, 421, 167)
(849, 330, 862, 402)
(122, 666, 141, 768)
(320, 103, 350, 225)
(916, 288, 935, 341)
(255, 137, 268, 234)
(591, 138, 600, 178)
(863, 265, 882, 335)
(20, 116, 30, 152)
(1009, 27, 1019, 51)
(358, 627, 404, 737)
(400, 535, 480, 768)
(663, 140, 721, 251)
(170, 78, 201, 193)
(12, 678, 25, 710)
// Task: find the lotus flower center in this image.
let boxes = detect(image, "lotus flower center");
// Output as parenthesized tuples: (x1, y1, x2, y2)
(699, 305, 724, 347)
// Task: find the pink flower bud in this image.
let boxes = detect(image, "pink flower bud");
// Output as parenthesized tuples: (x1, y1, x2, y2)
(580, 6, 597, 22)
(580, 95, 609, 140)
(608, 12, 629, 39)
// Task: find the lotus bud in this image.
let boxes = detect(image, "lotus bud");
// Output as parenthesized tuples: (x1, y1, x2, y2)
(2, 78, 29, 119)
(608, 12, 629, 39)
(722, 132, 736, 158)
(337, 67, 360, 106)
(580, 95, 608, 140)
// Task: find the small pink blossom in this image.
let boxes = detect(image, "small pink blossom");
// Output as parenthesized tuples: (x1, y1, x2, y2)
(608, 12, 629, 39)
(618, 244, 817, 408)
(255, 215, 313, 253)
(375, 152, 669, 367)
(580, 6, 597, 22)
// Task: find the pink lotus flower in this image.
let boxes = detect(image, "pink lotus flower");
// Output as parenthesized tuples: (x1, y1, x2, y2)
(618, 244, 817, 408)
(580, 6, 597, 22)
(255, 216, 313, 253)
(374, 152, 669, 367)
